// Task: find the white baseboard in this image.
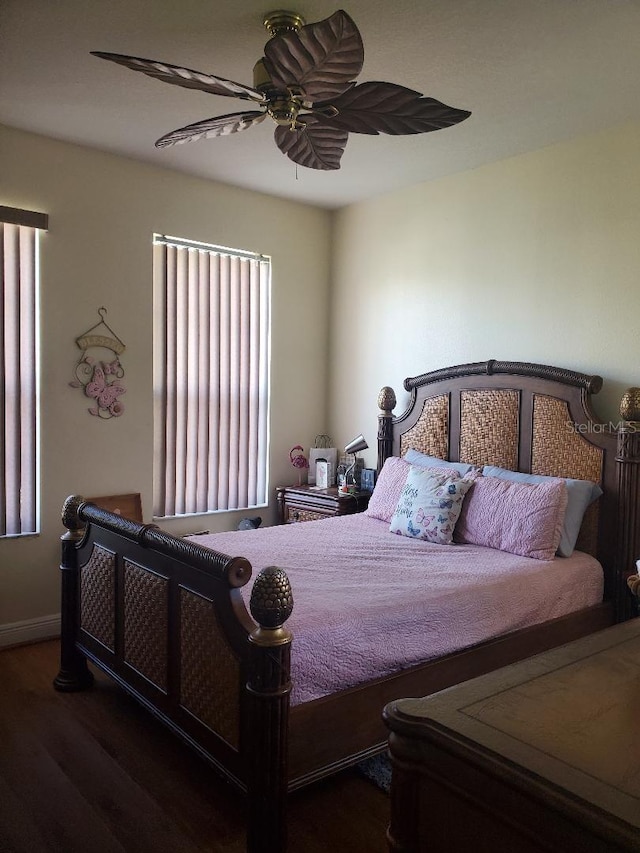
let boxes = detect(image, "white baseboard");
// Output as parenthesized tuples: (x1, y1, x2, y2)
(0, 613, 61, 649)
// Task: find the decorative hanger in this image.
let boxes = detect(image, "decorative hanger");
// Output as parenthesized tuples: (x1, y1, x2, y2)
(75, 306, 125, 354)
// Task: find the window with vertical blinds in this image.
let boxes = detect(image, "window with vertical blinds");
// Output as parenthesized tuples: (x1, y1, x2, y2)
(0, 206, 47, 537)
(153, 235, 271, 518)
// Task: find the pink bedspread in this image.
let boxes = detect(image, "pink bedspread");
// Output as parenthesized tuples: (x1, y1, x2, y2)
(190, 514, 603, 705)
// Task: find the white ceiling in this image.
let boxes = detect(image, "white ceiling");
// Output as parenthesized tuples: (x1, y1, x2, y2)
(2, 0, 640, 209)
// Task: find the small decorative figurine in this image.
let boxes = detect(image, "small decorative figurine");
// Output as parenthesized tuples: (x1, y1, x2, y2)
(289, 445, 309, 486)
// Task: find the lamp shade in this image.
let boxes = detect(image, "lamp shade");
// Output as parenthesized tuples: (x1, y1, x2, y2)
(344, 434, 368, 455)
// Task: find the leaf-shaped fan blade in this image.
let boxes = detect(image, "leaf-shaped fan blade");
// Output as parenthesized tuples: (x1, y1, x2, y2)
(274, 117, 348, 170)
(155, 111, 266, 148)
(264, 10, 363, 104)
(327, 81, 471, 135)
(91, 52, 266, 103)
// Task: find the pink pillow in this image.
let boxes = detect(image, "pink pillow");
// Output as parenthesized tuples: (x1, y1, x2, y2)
(365, 457, 461, 523)
(454, 476, 568, 561)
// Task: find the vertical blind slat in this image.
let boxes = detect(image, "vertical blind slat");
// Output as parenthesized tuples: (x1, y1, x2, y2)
(164, 247, 178, 517)
(0, 229, 6, 531)
(5, 226, 21, 531)
(217, 255, 231, 511)
(256, 261, 270, 505)
(19, 228, 36, 532)
(0, 221, 39, 536)
(247, 261, 260, 505)
(154, 241, 269, 518)
(152, 243, 167, 517)
(238, 259, 250, 507)
(185, 250, 199, 513)
(207, 257, 221, 512)
(174, 250, 190, 516)
(196, 250, 210, 512)
(228, 257, 240, 510)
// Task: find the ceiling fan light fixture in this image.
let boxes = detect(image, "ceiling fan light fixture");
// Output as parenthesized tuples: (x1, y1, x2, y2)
(267, 94, 302, 128)
(252, 58, 273, 93)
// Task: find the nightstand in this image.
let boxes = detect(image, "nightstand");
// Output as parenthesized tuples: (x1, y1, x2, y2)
(276, 484, 370, 524)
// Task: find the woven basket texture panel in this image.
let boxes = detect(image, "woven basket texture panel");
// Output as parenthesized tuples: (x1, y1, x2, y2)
(288, 509, 325, 523)
(460, 390, 519, 469)
(400, 394, 448, 459)
(124, 561, 168, 691)
(531, 395, 603, 555)
(180, 589, 240, 748)
(80, 544, 115, 651)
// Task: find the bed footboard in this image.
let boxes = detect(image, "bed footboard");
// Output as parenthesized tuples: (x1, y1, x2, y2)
(54, 496, 293, 853)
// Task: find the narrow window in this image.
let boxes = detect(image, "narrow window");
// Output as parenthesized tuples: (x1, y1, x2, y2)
(153, 235, 271, 518)
(0, 206, 47, 537)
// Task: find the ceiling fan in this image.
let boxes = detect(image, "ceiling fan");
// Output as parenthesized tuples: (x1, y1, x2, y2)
(92, 9, 471, 171)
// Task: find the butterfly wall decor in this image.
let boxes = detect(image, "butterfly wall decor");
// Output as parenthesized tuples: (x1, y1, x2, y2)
(69, 307, 127, 418)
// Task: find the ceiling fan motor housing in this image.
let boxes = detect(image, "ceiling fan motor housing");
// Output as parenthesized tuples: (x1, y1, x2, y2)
(263, 10, 306, 38)
(253, 58, 301, 129)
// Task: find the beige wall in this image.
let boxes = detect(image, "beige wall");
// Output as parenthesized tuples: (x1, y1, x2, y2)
(0, 124, 331, 629)
(329, 121, 640, 470)
(3, 119, 640, 632)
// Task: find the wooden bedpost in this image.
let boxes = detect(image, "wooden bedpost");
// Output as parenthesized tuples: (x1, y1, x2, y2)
(54, 495, 94, 691)
(616, 416, 640, 622)
(377, 386, 397, 472)
(246, 566, 293, 853)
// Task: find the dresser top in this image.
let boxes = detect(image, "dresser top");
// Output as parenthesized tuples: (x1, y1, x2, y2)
(386, 619, 640, 831)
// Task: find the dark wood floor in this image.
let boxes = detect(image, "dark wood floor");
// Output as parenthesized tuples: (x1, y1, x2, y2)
(0, 640, 389, 853)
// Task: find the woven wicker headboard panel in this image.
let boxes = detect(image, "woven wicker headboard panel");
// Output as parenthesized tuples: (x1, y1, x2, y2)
(459, 390, 519, 469)
(399, 395, 448, 459)
(530, 395, 603, 555)
(530, 396, 603, 481)
(396, 389, 603, 481)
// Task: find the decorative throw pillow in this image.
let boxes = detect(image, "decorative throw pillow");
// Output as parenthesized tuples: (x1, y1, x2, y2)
(365, 457, 461, 523)
(455, 476, 568, 561)
(482, 465, 602, 557)
(389, 466, 475, 544)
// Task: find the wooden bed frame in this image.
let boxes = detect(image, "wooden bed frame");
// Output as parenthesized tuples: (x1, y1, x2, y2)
(54, 360, 640, 853)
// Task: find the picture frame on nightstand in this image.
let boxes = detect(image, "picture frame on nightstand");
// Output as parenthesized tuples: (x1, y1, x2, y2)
(359, 468, 376, 494)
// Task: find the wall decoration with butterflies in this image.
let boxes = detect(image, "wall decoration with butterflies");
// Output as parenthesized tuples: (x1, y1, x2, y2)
(69, 307, 126, 418)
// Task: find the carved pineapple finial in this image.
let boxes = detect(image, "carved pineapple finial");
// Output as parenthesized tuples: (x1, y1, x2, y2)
(620, 387, 640, 422)
(250, 566, 294, 629)
(378, 386, 396, 414)
(61, 495, 86, 532)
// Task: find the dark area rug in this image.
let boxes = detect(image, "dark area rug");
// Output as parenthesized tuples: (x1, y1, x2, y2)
(357, 752, 392, 792)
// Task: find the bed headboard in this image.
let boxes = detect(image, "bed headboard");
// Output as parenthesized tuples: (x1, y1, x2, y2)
(376, 359, 640, 620)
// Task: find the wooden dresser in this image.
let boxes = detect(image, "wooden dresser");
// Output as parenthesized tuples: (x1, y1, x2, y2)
(276, 484, 369, 524)
(384, 619, 640, 853)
